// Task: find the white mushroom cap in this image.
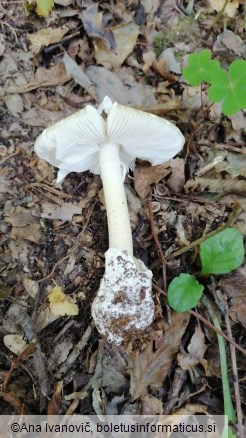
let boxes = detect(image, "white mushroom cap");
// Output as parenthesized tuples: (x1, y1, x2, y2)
(34, 96, 184, 183)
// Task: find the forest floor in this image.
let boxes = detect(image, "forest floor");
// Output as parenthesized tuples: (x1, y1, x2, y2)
(0, 0, 245, 435)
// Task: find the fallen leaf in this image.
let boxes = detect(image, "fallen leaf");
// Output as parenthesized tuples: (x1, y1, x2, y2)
(213, 30, 246, 57)
(62, 52, 95, 97)
(134, 162, 172, 198)
(94, 21, 139, 68)
(41, 201, 85, 221)
(128, 312, 190, 400)
(219, 264, 246, 327)
(48, 284, 79, 316)
(80, 4, 115, 50)
(3, 334, 27, 355)
(178, 325, 208, 371)
(11, 223, 41, 243)
(216, 152, 246, 178)
(141, 394, 164, 414)
(86, 65, 157, 106)
(48, 381, 63, 415)
(27, 27, 68, 54)
(22, 107, 66, 127)
(185, 177, 246, 194)
(158, 48, 181, 74)
(4, 94, 23, 116)
(166, 158, 185, 193)
(6, 64, 71, 94)
(4, 206, 35, 227)
(208, 0, 243, 18)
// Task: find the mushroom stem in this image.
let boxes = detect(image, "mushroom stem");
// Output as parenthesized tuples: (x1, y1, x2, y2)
(99, 141, 133, 255)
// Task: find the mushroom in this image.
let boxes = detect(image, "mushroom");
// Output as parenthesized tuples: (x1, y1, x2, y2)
(34, 96, 185, 346)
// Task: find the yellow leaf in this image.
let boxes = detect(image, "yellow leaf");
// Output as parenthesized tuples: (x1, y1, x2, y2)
(36, 0, 54, 17)
(48, 284, 79, 316)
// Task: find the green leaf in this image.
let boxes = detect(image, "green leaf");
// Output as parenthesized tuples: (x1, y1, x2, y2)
(208, 59, 246, 116)
(200, 228, 244, 275)
(167, 273, 204, 312)
(36, 0, 54, 17)
(182, 50, 221, 85)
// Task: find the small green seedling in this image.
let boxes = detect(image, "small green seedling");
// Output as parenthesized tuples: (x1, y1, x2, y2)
(182, 50, 246, 116)
(182, 49, 221, 85)
(167, 227, 244, 312)
(208, 60, 246, 116)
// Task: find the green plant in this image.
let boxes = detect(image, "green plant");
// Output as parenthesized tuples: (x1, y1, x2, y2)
(167, 227, 243, 438)
(182, 50, 246, 116)
(153, 33, 168, 57)
(167, 227, 244, 312)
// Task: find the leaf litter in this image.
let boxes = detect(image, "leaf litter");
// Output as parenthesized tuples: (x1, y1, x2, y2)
(0, 0, 245, 428)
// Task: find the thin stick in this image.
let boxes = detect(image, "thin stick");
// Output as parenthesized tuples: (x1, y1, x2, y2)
(166, 202, 241, 261)
(147, 198, 167, 292)
(152, 283, 246, 357)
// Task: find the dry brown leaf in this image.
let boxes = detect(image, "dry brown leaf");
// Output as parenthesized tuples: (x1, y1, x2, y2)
(80, 4, 115, 50)
(27, 27, 68, 55)
(4, 94, 23, 116)
(134, 162, 172, 198)
(208, 0, 243, 18)
(22, 107, 66, 127)
(178, 325, 208, 371)
(86, 65, 156, 106)
(185, 177, 246, 194)
(41, 201, 85, 221)
(94, 21, 139, 68)
(128, 312, 190, 400)
(11, 223, 41, 243)
(213, 30, 246, 57)
(4, 206, 35, 227)
(6, 64, 71, 94)
(141, 394, 164, 414)
(47, 381, 63, 415)
(62, 52, 95, 98)
(219, 264, 246, 327)
(166, 158, 185, 194)
(3, 334, 27, 355)
(216, 152, 246, 178)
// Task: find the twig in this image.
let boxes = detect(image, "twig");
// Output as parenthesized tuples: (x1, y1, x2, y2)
(166, 202, 241, 261)
(152, 283, 246, 357)
(147, 197, 167, 292)
(27, 182, 78, 199)
(163, 193, 219, 207)
(0, 150, 20, 166)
